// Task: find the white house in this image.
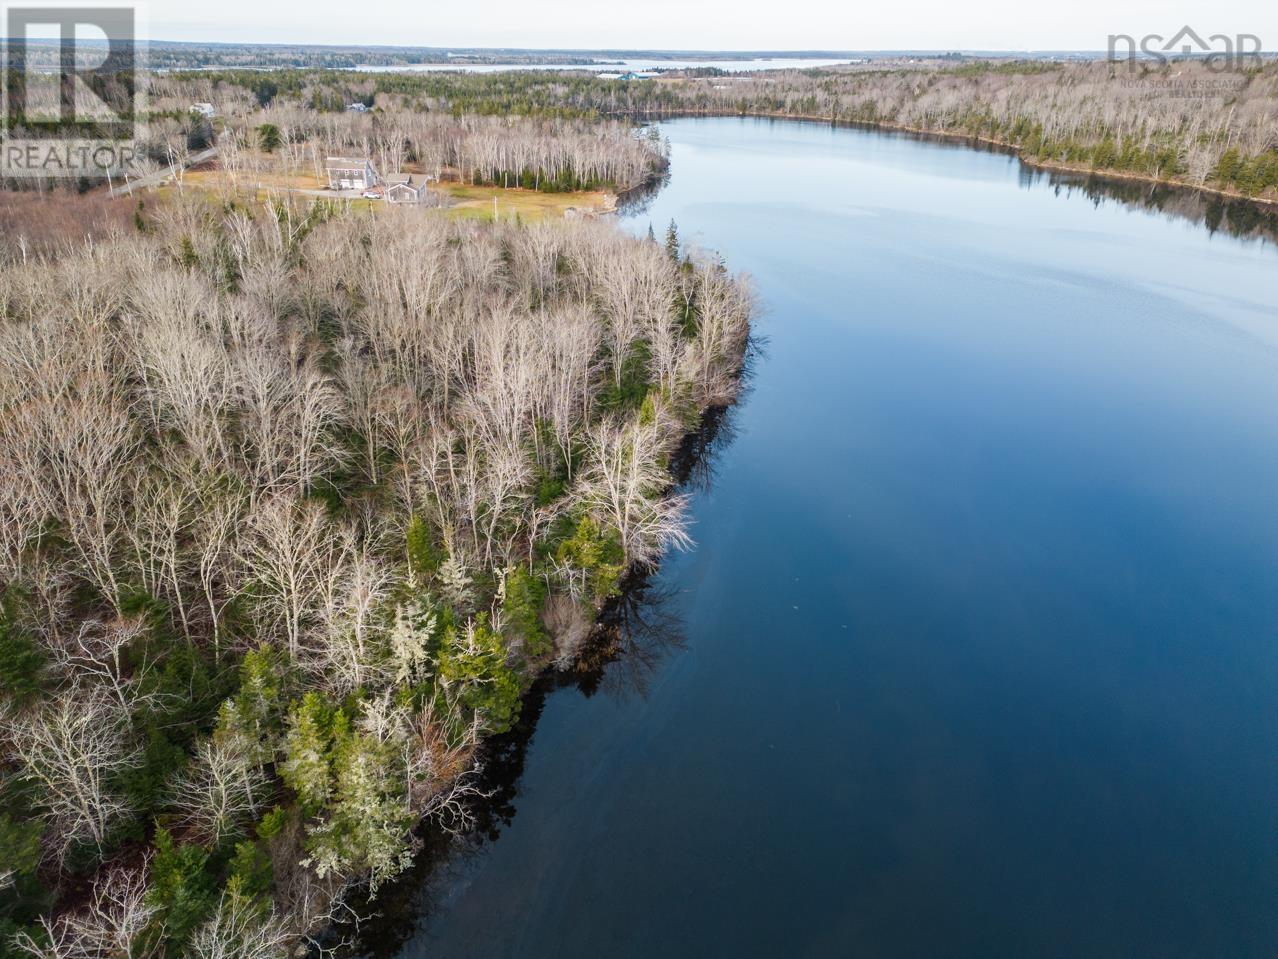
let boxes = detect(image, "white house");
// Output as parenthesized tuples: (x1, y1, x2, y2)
(191, 102, 216, 118)
(346, 102, 369, 113)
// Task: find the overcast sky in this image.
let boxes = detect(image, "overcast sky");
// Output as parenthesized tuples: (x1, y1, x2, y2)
(143, 0, 1276, 52)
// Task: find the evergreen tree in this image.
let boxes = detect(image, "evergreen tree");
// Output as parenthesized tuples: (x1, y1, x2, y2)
(0, 596, 44, 705)
(303, 727, 414, 890)
(389, 594, 440, 685)
(145, 830, 217, 955)
(437, 554, 474, 612)
(256, 123, 281, 153)
(502, 567, 549, 659)
(438, 617, 522, 734)
(279, 693, 342, 815)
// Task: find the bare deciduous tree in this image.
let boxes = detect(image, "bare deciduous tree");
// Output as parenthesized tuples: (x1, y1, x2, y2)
(578, 420, 693, 568)
(2, 688, 141, 860)
(171, 734, 271, 844)
(240, 496, 346, 663)
(186, 890, 292, 959)
(10, 863, 156, 959)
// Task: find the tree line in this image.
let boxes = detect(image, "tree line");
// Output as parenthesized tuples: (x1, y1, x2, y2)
(9, 59, 1276, 199)
(0, 197, 751, 957)
(141, 73, 669, 196)
(657, 61, 1278, 198)
(166, 59, 1278, 199)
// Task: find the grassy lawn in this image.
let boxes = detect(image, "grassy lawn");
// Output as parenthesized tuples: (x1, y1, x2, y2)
(183, 168, 327, 197)
(433, 182, 615, 222)
(139, 168, 614, 224)
(255, 171, 326, 190)
(151, 181, 385, 219)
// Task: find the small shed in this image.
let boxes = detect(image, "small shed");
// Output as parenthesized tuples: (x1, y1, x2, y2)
(325, 157, 378, 191)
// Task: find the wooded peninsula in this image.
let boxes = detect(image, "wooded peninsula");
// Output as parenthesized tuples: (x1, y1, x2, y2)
(0, 181, 751, 955)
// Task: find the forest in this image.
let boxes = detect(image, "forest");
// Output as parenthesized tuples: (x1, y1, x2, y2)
(13, 58, 1274, 203)
(0, 196, 752, 956)
(2, 71, 669, 200)
(203, 111, 669, 195)
(162, 58, 1278, 199)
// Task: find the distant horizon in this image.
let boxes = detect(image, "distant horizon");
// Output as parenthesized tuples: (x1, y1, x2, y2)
(83, 0, 1278, 53)
(6, 0, 1274, 61)
(0, 37, 1177, 57)
(142, 42, 1101, 54)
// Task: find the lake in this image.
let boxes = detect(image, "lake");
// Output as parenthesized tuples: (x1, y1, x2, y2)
(370, 117, 1278, 957)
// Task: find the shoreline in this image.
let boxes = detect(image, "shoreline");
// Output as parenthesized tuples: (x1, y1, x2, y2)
(0, 192, 750, 959)
(623, 108, 1278, 210)
(333, 373, 749, 957)
(321, 236, 751, 953)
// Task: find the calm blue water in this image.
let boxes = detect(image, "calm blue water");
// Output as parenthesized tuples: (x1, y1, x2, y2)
(388, 118, 1278, 958)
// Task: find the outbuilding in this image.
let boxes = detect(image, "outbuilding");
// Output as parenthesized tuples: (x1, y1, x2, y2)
(384, 175, 426, 204)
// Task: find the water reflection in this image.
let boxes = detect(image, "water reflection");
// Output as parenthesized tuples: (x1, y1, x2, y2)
(1036, 169, 1278, 246)
(614, 171, 670, 221)
(345, 399, 743, 958)
(904, 123, 1278, 245)
(859, 119, 1278, 245)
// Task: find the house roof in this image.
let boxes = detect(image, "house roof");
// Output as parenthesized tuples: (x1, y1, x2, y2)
(325, 156, 373, 169)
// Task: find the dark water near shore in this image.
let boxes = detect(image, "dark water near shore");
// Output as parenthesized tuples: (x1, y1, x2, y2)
(376, 117, 1278, 957)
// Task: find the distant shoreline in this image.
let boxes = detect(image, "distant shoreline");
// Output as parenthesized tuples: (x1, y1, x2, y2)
(625, 109, 1278, 210)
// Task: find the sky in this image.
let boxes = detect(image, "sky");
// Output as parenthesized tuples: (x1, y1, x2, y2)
(139, 0, 1277, 52)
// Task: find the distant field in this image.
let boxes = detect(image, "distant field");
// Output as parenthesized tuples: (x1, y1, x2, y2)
(173, 168, 612, 222)
(182, 167, 325, 196)
(434, 182, 614, 221)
